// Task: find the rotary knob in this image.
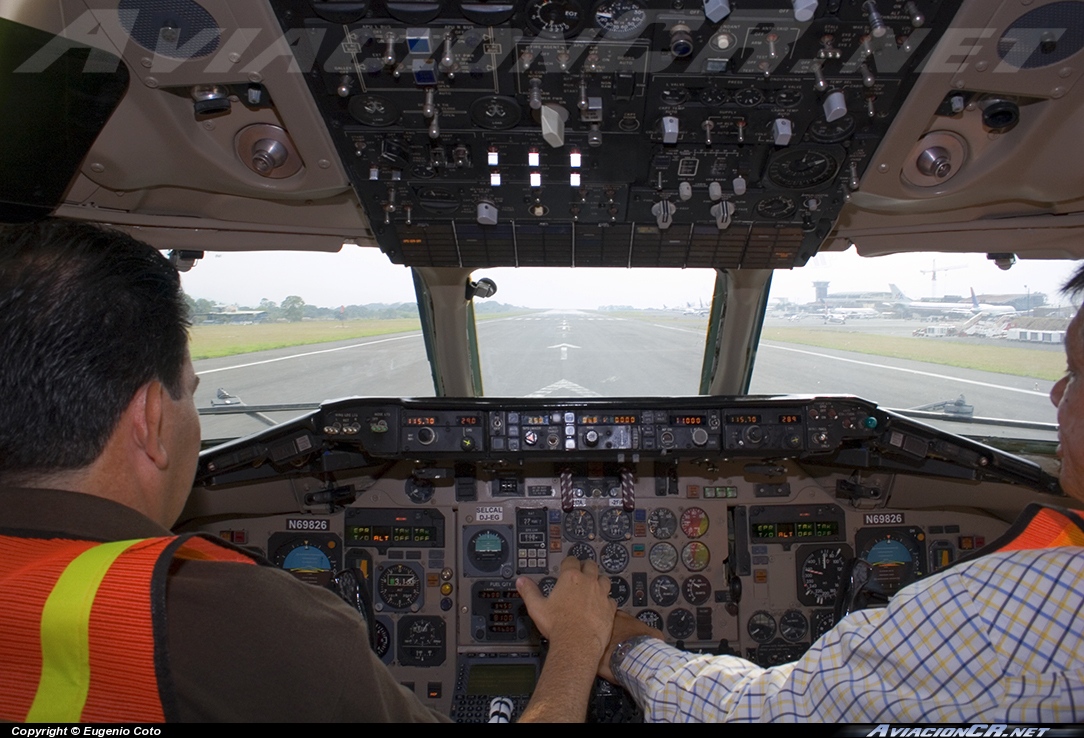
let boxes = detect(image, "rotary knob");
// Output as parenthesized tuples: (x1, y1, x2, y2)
(584, 429, 600, 447)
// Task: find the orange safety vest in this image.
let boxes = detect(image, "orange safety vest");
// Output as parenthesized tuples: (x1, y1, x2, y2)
(950, 502, 1084, 567)
(0, 533, 258, 723)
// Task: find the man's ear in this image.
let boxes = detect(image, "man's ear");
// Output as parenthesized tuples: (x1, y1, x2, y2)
(129, 380, 169, 470)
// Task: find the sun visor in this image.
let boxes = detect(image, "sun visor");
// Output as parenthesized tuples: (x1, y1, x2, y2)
(0, 17, 128, 223)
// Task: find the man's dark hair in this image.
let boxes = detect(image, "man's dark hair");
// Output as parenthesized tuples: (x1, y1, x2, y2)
(0, 219, 190, 482)
(1064, 263, 1084, 298)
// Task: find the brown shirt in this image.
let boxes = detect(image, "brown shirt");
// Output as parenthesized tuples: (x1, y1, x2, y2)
(0, 487, 450, 722)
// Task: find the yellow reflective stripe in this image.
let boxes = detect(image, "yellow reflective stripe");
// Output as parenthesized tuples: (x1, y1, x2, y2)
(27, 539, 144, 722)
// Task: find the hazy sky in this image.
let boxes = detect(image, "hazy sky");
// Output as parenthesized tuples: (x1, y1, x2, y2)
(179, 245, 1077, 311)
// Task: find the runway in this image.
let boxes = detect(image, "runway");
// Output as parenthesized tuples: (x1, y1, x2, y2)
(194, 311, 1058, 441)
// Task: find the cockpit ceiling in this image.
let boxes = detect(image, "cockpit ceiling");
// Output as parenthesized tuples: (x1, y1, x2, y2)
(4, 1, 1084, 262)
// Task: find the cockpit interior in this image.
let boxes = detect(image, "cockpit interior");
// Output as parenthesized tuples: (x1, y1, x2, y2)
(3, 0, 1082, 721)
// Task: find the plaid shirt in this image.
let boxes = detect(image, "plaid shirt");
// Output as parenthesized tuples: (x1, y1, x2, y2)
(615, 547, 1084, 722)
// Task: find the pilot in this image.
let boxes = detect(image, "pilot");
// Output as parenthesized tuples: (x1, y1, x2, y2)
(521, 265, 1084, 723)
(0, 218, 613, 723)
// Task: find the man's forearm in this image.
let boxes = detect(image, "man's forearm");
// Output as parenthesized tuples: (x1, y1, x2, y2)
(518, 638, 605, 722)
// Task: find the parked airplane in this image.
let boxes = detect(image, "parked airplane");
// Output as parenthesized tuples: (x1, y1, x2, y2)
(889, 285, 1018, 317)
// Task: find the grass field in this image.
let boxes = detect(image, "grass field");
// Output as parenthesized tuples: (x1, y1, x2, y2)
(761, 327, 1065, 382)
(189, 319, 421, 360)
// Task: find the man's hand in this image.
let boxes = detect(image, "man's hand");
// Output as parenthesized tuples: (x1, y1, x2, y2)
(598, 610, 664, 683)
(517, 556, 616, 653)
(515, 557, 617, 722)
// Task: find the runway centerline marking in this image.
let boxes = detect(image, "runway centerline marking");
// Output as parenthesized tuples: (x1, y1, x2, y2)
(761, 343, 1049, 397)
(196, 333, 422, 375)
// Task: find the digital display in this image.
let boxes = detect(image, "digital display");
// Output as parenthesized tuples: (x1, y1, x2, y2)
(779, 414, 801, 424)
(777, 523, 795, 538)
(816, 521, 840, 537)
(458, 415, 479, 426)
(727, 414, 762, 424)
(579, 414, 638, 425)
(348, 524, 429, 545)
(752, 523, 776, 538)
(796, 522, 815, 538)
(405, 416, 436, 426)
(466, 664, 538, 695)
(752, 519, 841, 540)
(671, 415, 705, 425)
(521, 415, 547, 426)
(478, 589, 523, 600)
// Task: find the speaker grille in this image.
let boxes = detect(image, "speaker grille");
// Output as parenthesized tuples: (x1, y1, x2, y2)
(118, 0, 220, 59)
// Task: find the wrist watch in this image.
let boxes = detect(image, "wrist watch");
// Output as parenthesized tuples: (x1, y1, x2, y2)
(609, 634, 656, 680)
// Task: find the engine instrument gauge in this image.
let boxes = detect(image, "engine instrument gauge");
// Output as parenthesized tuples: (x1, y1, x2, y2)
(682, 541, 710, 571)
(637, 609, 663, 631)
(747, 610, 777, 643)
(600, 508, 633, 541)
(649, 542, 678, 572)
(525, 0, 587, 38)
(779, 609, 808, 642)
(649, 575, 679, 607)
(568, 541, 596, 561)
(754, 195, 798, 220)
(563, 509, 597, 541)
(680, 507, 709, 538)
(378, 563, 423, 610)
(682, 574, 712, 605)
(609, 576, 630, 606)
(666, 608, 696, 640)
(600, 542, 630, 573)
(373, 619, 392, 661)
(592, 0, 648, 39)
(648, 508, 677, 539)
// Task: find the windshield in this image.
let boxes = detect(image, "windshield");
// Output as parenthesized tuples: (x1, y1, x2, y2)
(181, 248, 1074, 442)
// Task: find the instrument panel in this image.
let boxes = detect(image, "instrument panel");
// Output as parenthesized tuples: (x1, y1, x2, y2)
(190, 395, 1057, 720)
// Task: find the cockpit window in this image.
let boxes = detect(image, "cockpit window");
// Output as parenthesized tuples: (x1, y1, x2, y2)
(474, 267, 718, 397)
(749, 249, 1077, 437)
(180, 248, 433, 441)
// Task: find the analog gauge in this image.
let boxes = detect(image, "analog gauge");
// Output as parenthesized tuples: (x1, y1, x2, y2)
(808, 114, 856, 143)
(609, 576, 630, 606)
(568, 541, 596, 562)
(698, 86, 729, 106)
(857, 528, 926, 596)
(525, 0, 587, 38)
(563, 509, 597, 541)
(600, 508, 633, 541)
(680, 507, 709, 538)
(811, 610, 837, 640)
(649, 542, 678, 572)
(467, 528, 509, 573)
(600, 542, 630, 574)
(347, 94, 401, 127)
(682, 541, 710, 571)
(755, 195, 798, 220)
(397, 615, 446, 667)
(799, 546, 850, 606)
(666, 608, 696, 640)
(774, 89, 803, 107)
(649, 575, 680, 607)
(779, 609, 809, 642)
(378, 563, 422, 610)
(747, 610, 777, 643)
(592, 0, 648, 40)
(660, 87, 690, 106)
(648, 508, 677, 539)
(682, 574, 712, 605)
(272, 534, 339, 587)
(734, 87, 765, 107)
(765, 148, 841, 190)
(637, 609, 663, 631)
(373, 619, 392, 660)
(469, 96, 522, 130)
(539, 576, 558, 596)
